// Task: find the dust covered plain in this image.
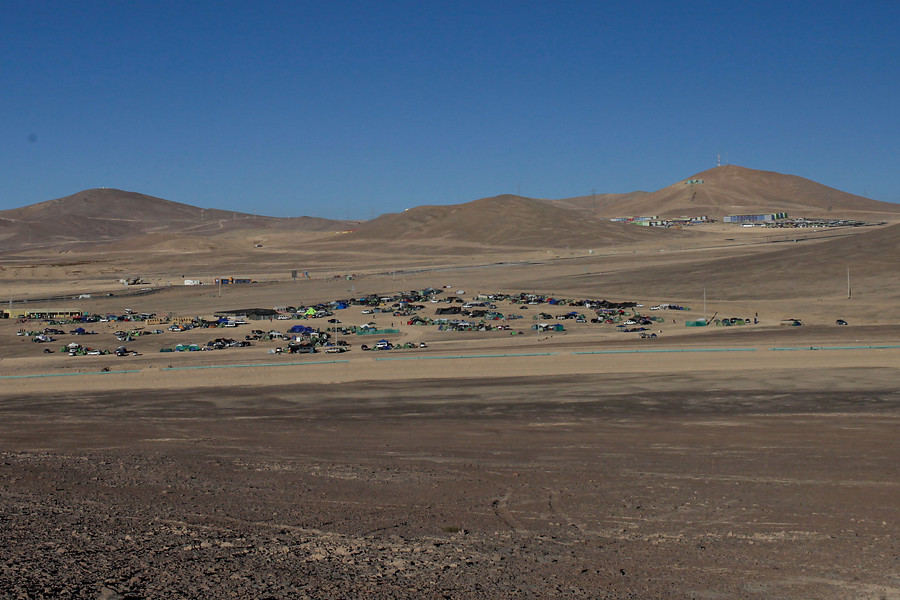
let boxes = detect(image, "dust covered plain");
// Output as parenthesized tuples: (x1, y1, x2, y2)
(2, 180, 900, 598)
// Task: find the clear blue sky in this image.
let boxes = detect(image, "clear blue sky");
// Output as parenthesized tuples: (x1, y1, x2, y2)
(3, 1, 898, 219)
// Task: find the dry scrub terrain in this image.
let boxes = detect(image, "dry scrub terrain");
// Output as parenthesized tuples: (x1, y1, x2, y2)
(1, 376, 898, 599)
(3, 176, 900, 598)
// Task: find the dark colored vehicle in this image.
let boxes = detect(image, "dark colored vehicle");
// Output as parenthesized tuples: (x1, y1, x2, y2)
(287, 342, 316, 354)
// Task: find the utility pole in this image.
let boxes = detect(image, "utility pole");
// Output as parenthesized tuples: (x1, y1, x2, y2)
(847, 265, 851, 299)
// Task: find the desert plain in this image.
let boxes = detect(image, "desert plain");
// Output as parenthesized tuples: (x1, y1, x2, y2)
(1, 167, 899, 599)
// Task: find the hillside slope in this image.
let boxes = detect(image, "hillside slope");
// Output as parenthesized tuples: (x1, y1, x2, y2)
(589, 221, 900, 301)
(0, 188, 357, 248)
(555, 166, 900, 220)
(344, 194, 682, 249)
(624, 165, 900, 219)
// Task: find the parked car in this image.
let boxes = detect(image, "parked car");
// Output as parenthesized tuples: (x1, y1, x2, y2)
(287, 343, 316, 354)
(836, 319, 848, 326)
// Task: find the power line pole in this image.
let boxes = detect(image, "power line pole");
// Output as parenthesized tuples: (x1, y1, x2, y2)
(847, 265, 851, 299)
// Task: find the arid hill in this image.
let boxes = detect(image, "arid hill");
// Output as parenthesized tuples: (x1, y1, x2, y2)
(547, 190, 652, 215)
(0, 188, 357, 250)
(555, 165, 900, 220)
(343, 194, 684, 249)
(3, 167, 899, 254)
(347, 166, 900, 249)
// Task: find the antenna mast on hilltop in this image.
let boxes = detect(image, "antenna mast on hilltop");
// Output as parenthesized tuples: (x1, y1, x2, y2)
(716, 153, 721, 167)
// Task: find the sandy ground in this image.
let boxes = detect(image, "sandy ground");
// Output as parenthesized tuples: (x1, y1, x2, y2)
(1, 372, 898, 599)
(2, 227, 899, 599)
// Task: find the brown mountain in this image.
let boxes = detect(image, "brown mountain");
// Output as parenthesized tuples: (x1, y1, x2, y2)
(0, 188, 357, 249)
(3, 166, 897, 252)
(346, 165, 900, 249)
(344, 194, 682, 249)
(548, 191, 651, 215)
(555, 165, 900, 220)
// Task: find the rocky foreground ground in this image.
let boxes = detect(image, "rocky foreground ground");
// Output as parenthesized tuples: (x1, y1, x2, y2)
(1, 377, 898, 599)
